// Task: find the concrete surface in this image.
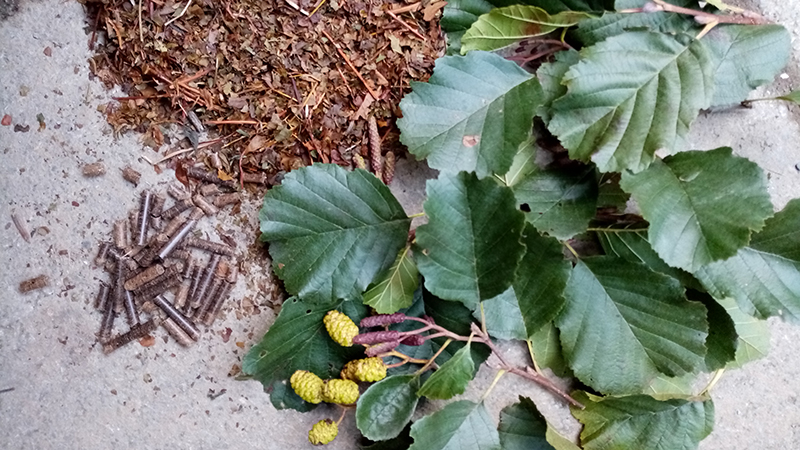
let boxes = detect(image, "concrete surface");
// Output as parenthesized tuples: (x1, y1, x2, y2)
(1, 0, 799, 449)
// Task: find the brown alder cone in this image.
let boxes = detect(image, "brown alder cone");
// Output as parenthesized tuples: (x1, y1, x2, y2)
(383, 151, 395, 185)
(368, 116, 383, 180)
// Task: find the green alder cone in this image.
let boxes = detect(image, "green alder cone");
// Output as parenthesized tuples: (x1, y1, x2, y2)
(695, 198, 800, 323)
(356, 374, 421, 441)
(556, 257, 708, 394)
(571, 391, 715, 450)
(620, 147, 772, 272)
(242, 297, 366, 392)
(259, 164, 410, 303)
(417, 342, 476, 400)
(548, 31, 715, 173)
(409, 400, 501, 450)
(397, 51, 542, 178)
(416, 172, 526, 309)
(498, 396, 556, 450)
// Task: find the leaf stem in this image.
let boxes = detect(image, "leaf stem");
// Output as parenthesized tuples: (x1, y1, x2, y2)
(408, 212, 426, 218)
(335, 406, 347, 425)
(699, 368, 725, 397)
(479, 303, 488, 336)
(563, 241, 579, 259)
(415, 338, 452, 375)
(585, 227, 647, 233)
(470, 324, 583, 408)
(642, 0, 768, 25)
(481, 369, 506, 402)
(380, 350, 430, 365)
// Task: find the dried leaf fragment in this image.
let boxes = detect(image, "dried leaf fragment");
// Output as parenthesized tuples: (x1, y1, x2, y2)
(11, 211, 30, 243)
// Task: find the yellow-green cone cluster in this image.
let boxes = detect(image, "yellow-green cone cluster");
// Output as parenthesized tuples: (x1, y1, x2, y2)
(341, 357, 387, 382)
(321, 379, 360, 404)
(308, 419, 338, 445)
(324, 310, 359, 347)
(290, 370, 323, 404)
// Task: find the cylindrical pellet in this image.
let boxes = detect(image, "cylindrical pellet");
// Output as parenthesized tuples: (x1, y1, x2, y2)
(153, 295, 201, 341)
(158, 219, 197, 261)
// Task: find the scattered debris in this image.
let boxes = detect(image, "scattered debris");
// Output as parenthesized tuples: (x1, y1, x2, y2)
(1, 115, 11, 126)
(82, 162, 106, 177)
(13, 124, 29, 133)
(43, 46, 52, 57)
(121, 166, 141, 186)
(36, 113, 45, 131)
(19, 275, 49, 293)
(93, 172, 243, 353)
(11, 211, 30, 243)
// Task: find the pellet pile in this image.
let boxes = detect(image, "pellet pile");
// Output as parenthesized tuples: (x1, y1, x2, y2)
(93, 174, 242, 353)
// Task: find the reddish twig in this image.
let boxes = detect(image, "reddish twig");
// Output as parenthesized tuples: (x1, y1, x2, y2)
(386, 10, 426, 40)
(320, 29, 380, 100)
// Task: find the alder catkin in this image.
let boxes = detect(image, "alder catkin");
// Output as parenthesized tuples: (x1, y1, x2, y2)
(383, 151, 395, 185)
(368, 116, 383, 180)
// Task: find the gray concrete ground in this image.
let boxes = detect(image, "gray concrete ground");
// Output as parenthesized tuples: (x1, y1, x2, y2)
(1, 0, 799, 449)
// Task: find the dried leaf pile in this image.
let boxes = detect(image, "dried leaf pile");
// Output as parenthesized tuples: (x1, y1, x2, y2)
(79, 0, 446, 183)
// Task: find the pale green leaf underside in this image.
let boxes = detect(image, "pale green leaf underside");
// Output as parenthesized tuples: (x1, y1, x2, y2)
(477, 288, 528, 340)
(462, 5, 592, 53)
(705, 24, 791, 106)
(417, 172, 526, 309)
(409, 400, 501, 450)
(556, 257, 708, 394)
(260, 165, 410, 303)
(418, 343, 476, 399)
(363, 246, 419, 314)
(549, 31, 714, 173)
(620, 147, 772, 272)
(572, 392, 715, 450)
(398, 51, 542, 178)
(715, 297, 770, 369)
(694, 198, 800, 323)
(573, 9, 695, 46)
(645, 373, 695, 400)
(356, 374, 421, 441)
(530, 322, 570, 377)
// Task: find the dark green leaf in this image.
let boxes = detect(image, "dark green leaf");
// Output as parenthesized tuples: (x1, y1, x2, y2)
(242, 297, 366, 388)
(537, 49, 580, 125)
(715, 297, 769, 369)
(620, 147, 772, 272)
(416, 172, 526, 309)
(357, 374, 422, 441)
(596, 173, 628, 211)
(418, 343, 476, 399)
(409, 400, 501, 450)
(535, 0, 613, 12)
(596, 228, 702, 289)
(425, 291, 492, 368)
(515, 225, 571, 336)
(462, 6, 592, 54)
(269, 379, 317, 412)
(530, 322, 570, 377)
(441, 0, 494, 55)
(476, 288, 527, 340)
(498, 396, 555, 450)
(363, 246, 419, 314)
(548, 31, 714, 173)
(687, 290, 738, 371)
(359, 424, 414, 450)
(398, 52, 542, 178)
(572, 7, 696, 46)
(512, 159, 598, 240)
(705, 24, 791, 106)
(572, 392, 715, 450)
(260, 164, 410, 303)
(694, 198, 800, 322)
(556, 257, 708, 394)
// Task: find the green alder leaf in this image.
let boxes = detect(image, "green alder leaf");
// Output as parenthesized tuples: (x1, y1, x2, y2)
(573, 2, 696, 46)
(705, 24, 791, 107)
(418, 343, 476, 400)
(537, 49, 580, 125)
(425, 290, 492, 368)
(513, 159, 598, 240)
(416, 172, 526, 309)
(356, 374, 422, 441)
(359, 424, 414, 450)
(546, 428, 582, 450)
(715, 297, 769, 369)
(687, 290, 738, 371)
(498, 396, 555, 450)
(441, 0, 494, 55)
(461, 6, 592, 54)
(269, 379, 317, 412)
(397, 52, 542, 178)
(363, 246, 419, 314)
(694, 198, 800, 322)
(776, 90, 800, 104)
(556, 257, 708, 394)
(409, 400, 501, 450)
(645, 373, 694, 399)
(548, 31, 714, 173)
(535, 0, 613, 12)
(259, 164, 410, 303)
(242, 297, 366, 388)
(596, 228, 702, 289)
(530, 322, 570, 377)
(515, 225, 571, 336)
(476, 288, 528, 340)
(596, 173, 628, 211)
(620, 147, 772, 272)
(571, 391, 715, 450)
